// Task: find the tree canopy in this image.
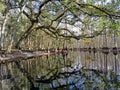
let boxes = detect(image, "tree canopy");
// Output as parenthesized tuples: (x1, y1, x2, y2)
(0, 0, 119, 50)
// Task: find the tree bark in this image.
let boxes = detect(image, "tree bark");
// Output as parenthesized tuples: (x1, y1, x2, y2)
(0, 10, 9, 49)
(0, 49, 68, 64)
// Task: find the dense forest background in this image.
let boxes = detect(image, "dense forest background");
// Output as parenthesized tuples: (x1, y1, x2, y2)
(0, 0, 119, 52)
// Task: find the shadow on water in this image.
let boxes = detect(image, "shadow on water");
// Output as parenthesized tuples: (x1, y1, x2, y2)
(0, 51, 120, 90)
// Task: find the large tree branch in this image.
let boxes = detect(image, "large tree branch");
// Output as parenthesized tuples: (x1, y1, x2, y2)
(35, 0, 51, 18)
(15, 0, 52, 49)
(74, 2, 120, 18)
(61, 2, 84, 24)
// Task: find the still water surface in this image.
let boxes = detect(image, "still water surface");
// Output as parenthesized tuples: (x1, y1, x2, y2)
(0, 51, 120, 90)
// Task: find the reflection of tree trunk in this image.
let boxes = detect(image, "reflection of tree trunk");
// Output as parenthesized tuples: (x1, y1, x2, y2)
(100, 52, 105, 70)
(114, 55, 118, 73)
(0, 64, 12, 90)
(113, 32, 118, 73)
(104, 54, 108, 73)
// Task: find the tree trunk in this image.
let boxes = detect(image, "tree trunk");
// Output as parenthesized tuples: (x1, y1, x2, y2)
(0, 11, 9, 49)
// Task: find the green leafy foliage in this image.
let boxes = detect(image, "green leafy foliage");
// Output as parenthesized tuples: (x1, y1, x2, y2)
(0, 2, 5, 11)
(0, 0, 119, 50)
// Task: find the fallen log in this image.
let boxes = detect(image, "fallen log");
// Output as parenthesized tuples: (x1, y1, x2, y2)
(0, 50, 68, 64)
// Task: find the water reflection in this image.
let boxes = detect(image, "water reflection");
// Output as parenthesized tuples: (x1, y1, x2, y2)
(0, 51, 120, 90)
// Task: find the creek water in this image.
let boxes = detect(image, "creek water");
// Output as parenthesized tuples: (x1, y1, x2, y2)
(0, 50, 120, 90)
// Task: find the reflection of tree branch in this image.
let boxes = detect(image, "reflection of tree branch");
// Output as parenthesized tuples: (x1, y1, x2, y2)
(51, 82, 77, 89)
(36, 69, 58, 83)
(15, 61, 39, 90)
(83, 68, 120, 88)
(36, 68, 82, 83)
(36, 67, 120, 89)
